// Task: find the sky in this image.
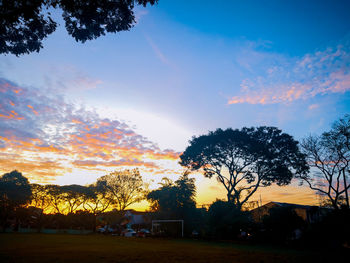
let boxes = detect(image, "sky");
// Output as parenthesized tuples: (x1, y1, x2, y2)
(1, 0, 350, 210)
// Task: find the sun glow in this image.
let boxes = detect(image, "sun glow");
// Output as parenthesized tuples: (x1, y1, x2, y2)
(0, 79, 321, 211)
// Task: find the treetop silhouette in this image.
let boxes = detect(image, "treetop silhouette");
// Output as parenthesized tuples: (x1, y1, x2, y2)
(0, 0, 158, 56)
(180, 126, 309, 209)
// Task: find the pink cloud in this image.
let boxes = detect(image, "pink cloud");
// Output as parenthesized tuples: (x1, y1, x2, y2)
(0, 78, 180, 183)
(228, 40, 350, 105)
(308, 104, 319, 110)
(144, 34, 178, 70)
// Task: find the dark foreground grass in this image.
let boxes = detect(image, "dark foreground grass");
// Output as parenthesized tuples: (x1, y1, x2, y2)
(0, 233, 332, 263)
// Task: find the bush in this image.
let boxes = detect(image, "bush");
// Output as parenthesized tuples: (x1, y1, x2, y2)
(303, 208, 350, 248)
(208, 200, 250, 239)
(261, 207, 305, 243)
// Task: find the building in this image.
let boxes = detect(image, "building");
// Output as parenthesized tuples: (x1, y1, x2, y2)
(250, 201, 329, 223)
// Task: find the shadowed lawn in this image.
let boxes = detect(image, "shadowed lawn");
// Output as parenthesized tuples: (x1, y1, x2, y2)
(0, 233, 327, 263)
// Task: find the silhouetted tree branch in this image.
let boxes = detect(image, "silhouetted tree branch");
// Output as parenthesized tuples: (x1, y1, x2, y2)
(300, 115, 350, 209)
(0, 0, 158, 56)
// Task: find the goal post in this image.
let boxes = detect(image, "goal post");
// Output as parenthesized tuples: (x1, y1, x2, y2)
(151, 219, 184, 237)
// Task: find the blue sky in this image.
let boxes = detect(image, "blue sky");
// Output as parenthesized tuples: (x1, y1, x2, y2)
(1, 0, 350, 206)
(156, 0, 350, 55)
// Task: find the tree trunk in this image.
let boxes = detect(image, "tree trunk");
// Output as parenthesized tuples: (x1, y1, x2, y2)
(36, 211, 44, 233)
(92, 214, 97, 232)
(227, 193, 231, 203)
(343, 170, 349, 209)
(330, 195, 339, 210)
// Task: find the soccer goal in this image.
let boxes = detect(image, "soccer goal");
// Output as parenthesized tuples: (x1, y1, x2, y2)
(151, 219, 184, 237)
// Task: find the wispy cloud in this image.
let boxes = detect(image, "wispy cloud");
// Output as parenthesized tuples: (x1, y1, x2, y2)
(228, 37, 350, 105)
(0, 78, 180, 183)
(144, 34, 177, 69)
(308, 104, 319, 110)
(134, 7, 149, 24)
(43, 65, 103, 91)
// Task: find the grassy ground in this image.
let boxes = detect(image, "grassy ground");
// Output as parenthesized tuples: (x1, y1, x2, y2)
(0, 233, 331, 263)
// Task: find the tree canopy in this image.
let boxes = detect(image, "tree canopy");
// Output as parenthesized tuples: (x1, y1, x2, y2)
(180, 127, 308, 209)
(147, 171, 198, 235)
(147, 171, 196, 216)
(0, 170, 32, 229)
(0, 170, 32, 209)
(82, 182, 113, 215)
(0, 0, 158, 56)
(98, 168, 145, 211)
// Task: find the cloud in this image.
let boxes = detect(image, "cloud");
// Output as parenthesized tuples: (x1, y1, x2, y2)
(134, 7, 149, 24)
(72, 158, 157, 168)
(144, 34, 177, 70)
(308, 104, 319, 110)
(43, 65, 103, 91)
(0, 78, 180, 183)
(0, 153, 67, 184)
(228, 37, 350, 105)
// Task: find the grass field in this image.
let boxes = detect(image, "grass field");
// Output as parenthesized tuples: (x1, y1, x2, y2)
(0, 233, 334, 263)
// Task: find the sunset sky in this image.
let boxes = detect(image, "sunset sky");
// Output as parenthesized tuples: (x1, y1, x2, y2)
(1, 0, 350, 210)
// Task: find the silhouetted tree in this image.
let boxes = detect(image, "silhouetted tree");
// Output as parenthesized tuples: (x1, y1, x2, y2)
(180, 127, 308, 209)
(30, 184, 51, 231)
(148, 171, 196, 216)
(98, 168, 145, 211)
(208, 200, 250, 239)
(46, 184, 66, 214)
(147, 171, 198, 235)
(0, 0, 158, 56)
(0, 170, 32, 231)
(82, 182, 113, 231)
(30, 184, 51, 212)
(83, 183, 113, 214)
(300, 115, 350, 209)
(174, 172, 197, 215)
(61, 184, 87, 213)
(147, 177, 175, 213)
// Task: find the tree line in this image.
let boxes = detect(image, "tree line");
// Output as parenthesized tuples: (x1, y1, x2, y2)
(0, 114, 349, 241)
(0, 169, 145, 231)
(0, 168, 197, 233)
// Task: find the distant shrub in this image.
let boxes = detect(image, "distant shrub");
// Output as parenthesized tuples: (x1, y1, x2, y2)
(207, 200, 250, 239)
